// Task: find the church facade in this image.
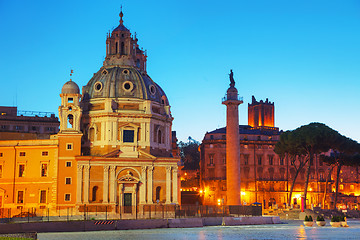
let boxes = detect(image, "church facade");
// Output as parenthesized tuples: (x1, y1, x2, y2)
(0, 11, 180, 217)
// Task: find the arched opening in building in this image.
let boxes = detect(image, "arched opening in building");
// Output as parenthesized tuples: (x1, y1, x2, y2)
(121, 42, 125, 55)
(92, 186, 98, 202)
(89, 127, 95, 141)
(67, 114, 74, 128)
(136, 59, 140, 68)
(115, 42, 118, 54)
(156, 186, 161, 202)
(157, 129, 162, 144)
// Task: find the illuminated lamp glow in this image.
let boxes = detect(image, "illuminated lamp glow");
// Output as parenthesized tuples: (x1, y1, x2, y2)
(241, 191, 246, 196)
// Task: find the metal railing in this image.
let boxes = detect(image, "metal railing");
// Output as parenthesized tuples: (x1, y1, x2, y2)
(0, 204, 262, 222)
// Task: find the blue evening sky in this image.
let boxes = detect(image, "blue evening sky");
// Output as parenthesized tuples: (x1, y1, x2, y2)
(0, 0, 359, 143)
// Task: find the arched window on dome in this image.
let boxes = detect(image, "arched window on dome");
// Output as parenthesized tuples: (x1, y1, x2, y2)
(67, 114, 74, 129)
(136, 59, 140, 68)
(115, 42, 118, 54)
(157, 129, 162, 144)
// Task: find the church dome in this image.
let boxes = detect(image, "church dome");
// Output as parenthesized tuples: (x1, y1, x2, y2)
(82, 66, 169, 105)
(61, 80, 80, 94)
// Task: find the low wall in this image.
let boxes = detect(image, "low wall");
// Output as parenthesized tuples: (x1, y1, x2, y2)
(221, 216, 281, 226)
(0, 216, 281, 234)
(168, 218, 203, 228)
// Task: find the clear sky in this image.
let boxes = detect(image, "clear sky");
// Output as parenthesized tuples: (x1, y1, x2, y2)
(0, 0, 359, 143)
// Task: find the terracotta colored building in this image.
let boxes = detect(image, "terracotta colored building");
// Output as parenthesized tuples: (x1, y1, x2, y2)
(0, 11, 180, 217)
(200, 96, 360, 209)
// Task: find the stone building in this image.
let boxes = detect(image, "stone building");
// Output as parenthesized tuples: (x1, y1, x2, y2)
(200, 95, 360, 209)
(0, 11, 180, 217)
(0, 106, 59, 140)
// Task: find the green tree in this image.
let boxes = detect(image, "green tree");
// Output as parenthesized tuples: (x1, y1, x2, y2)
(275, 130, 308, 206)
(321, 137, 360, 209)
(294, 123, 340, 209)
(179, 137, 200, 170)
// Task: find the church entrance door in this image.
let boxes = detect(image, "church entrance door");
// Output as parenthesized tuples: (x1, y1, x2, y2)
(124, 193, 132, 213)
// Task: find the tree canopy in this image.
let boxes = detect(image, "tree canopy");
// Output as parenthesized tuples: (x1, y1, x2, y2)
(179, 137, 200, 170)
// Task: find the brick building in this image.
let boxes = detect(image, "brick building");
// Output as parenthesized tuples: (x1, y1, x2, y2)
(200, 96, 360, 209)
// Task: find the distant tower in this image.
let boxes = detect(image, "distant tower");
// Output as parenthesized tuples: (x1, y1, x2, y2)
(248, 96, 274, 128)
(59, 73, 82, 133)
(222, 70, 243, 205)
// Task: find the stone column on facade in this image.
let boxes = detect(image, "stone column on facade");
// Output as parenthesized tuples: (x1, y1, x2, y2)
(76, 165, 83, 203)
(103, 166, 109, 203)
(172, 168, 179, 204)
(132, 184, 138, 207)
(101, 122, 105, 142)
(140, 166, 147, 204)
(83, 165, 90, 204)
(112, 121, 117, 144)
(119, 183, 124, 206)
(165, 166, 172, 204)
(147, 166, 154, 204)
(109, 166, 116, 203)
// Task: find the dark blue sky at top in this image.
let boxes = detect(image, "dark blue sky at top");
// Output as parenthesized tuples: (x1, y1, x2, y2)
(0, 0, 359, 142)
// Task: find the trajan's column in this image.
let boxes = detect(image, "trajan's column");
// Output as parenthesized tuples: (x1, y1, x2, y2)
(222, 70, 243, 205)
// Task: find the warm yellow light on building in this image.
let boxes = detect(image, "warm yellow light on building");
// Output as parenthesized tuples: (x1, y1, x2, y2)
(241, 191, 246, 196)
(184, 173, 187, 176)
(199, 190, 203, 194)
(180, 188, 183, 191)
(309, 188, 313, 191)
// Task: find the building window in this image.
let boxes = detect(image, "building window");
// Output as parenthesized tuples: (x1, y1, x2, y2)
(123, 130, 134, 143)
(0, 165, 2, 178)
(68, 97, 73, 103)
(210, 135, 214, 140)
(350, 185, 355, 191)
(15, 126, 23, 130)
(257, 156, 262, 165)
(92, 186, 98, 202)
(268, 155, 274, 165)
(40, 190, 46, 203)
(19, 164, 25, 177)
(319, 159, 323, 166)
(279, 157, 284, 166)
(209, 155, 214, 165)
(17, 191, 24, 204)
(156, 186, 161, 201)
(66, 161, 72, 167)
(257, 145, 261, 149)
(41, 163, 48, 177)
(222, 155, 226, 164)
(244, 155, 249, 165)
(19, 152, 26, 157)
(65, 177, 71, 185)
(340, 184, 344, 190)
(42, 151, 48, 156)
(67, 143, 72, 150)
(0, 153, 2, 157)
(65, 194, 71, 201)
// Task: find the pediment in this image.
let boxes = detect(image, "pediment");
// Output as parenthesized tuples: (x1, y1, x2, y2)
(118, 171, 140, 182)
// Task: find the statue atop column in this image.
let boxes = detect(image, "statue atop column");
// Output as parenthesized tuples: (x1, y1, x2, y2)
(229, 69, 235, 88)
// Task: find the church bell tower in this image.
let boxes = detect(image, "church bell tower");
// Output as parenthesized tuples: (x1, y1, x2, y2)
(59, 73, 82, 133)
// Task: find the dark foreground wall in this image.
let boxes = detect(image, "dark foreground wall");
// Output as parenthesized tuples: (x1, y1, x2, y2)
(0, 216, 281, 234)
